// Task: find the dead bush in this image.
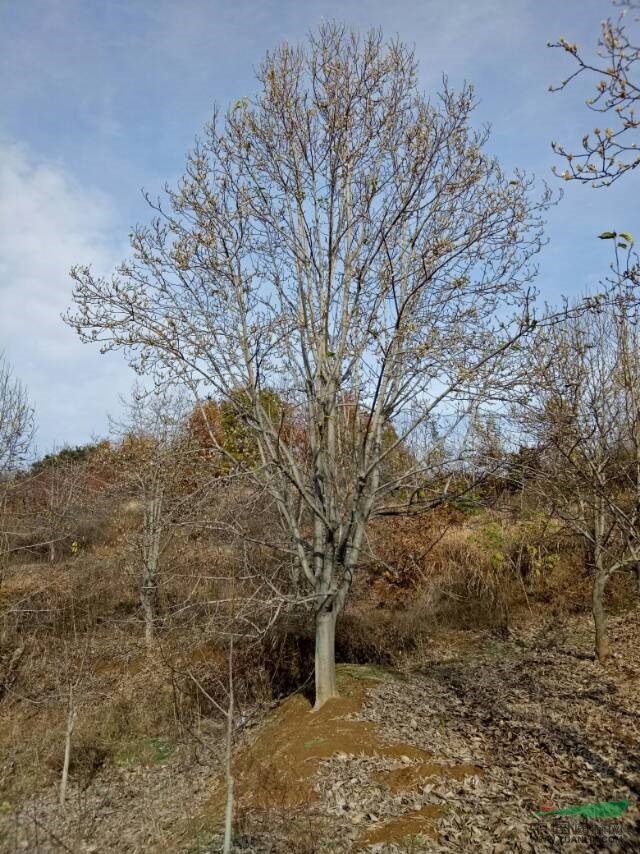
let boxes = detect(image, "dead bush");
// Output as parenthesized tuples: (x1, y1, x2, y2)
(45, 728, 108, 788)
(233, 805, 325, 853)
(2, 557, 139, 639)
(336, 611, 420, 664)
(170, 611, 416, 716)
(260, 620, 315, 698)
(170, 638, 273, 724)
(360, 510, 603, 631)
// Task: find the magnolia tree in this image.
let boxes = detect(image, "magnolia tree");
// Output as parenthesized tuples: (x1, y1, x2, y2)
(550, 0, 640, 187)
(549, 2, 640, 304)
(67, 25, 551, 708)
(520, 297, 640, 661)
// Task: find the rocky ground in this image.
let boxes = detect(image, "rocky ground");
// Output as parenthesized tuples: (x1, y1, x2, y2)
(2, 609, 639, 853)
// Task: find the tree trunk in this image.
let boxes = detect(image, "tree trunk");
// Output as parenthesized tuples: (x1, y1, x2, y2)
(59, 686, 76, 808)
(222, 637, 234, 854)
(141, 484, 163, 647)
(592, 571, 609, 663)
(314, 609, 338, 710)
(141, 574, 157, 646)
(591, 499, 609, 663)
(584, 539, 596, 577)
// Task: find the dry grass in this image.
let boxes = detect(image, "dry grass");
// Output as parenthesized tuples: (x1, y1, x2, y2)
(2, 497, 636, 850)
(362, 508, 616, 633)
(0, 504, 619, 804)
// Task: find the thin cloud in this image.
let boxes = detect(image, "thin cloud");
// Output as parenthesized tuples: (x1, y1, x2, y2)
(0, 142, 131, 455)
(0, 0, 637, 452)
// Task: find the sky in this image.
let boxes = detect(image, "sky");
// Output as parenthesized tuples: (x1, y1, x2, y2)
(0, 0, 638, 457)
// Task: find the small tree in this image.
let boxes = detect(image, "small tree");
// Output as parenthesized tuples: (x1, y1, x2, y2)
(68, 25, 551, 707)
(0, 352, 34, 474)
(36, 457, 92, 564)
(110, 388, 204, 646)
(188, 390, 296, 474)
(520, 296, 640, 661)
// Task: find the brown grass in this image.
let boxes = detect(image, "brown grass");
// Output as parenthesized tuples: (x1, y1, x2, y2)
(2, 496, 634, 851)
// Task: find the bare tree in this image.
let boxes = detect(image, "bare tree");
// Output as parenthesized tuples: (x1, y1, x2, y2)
(58, 684, 77, 809)
(177, 532, 288, 852)
(0, 352, 34, 474)
(39, 457, 92, 564)
(67, 25, 551, 707)
(110, 387, 206, 646)
(549, 1, 640, 187)
(520, 296, 640, 661)
(0, 452, 99, 569)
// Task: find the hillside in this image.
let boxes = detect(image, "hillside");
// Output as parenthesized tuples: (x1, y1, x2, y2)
(1, 545, 639, 852)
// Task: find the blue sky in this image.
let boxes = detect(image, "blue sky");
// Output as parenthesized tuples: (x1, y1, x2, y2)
(0, 0, 637, 456)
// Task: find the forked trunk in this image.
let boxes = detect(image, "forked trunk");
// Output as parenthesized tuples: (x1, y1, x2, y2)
(314, 609, 338, 710)
(592, 571, 609, 663)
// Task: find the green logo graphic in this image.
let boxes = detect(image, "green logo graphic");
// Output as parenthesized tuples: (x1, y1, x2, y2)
(537, 799, 630, 819)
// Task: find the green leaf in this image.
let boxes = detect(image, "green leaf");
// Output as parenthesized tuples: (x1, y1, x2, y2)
(598, 231, 617, 239)
(619, 231, 635, 245)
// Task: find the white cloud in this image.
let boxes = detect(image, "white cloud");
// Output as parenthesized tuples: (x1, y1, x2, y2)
(0, 142, 132, 455)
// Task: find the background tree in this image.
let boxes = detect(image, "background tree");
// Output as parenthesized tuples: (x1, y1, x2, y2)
(35, 456, 93, 564)
(67, 24, 551, 708)
(110, 387, 209, 646)
(550, 1, 640, 187)
(519, 296, 640, 661)
(0, 352, 34, 474)
(188, 390, 296, 474)
(2, 443, 111, 565)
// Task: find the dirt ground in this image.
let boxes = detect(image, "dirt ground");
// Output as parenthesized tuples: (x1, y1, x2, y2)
(2, 609, 640, 852)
